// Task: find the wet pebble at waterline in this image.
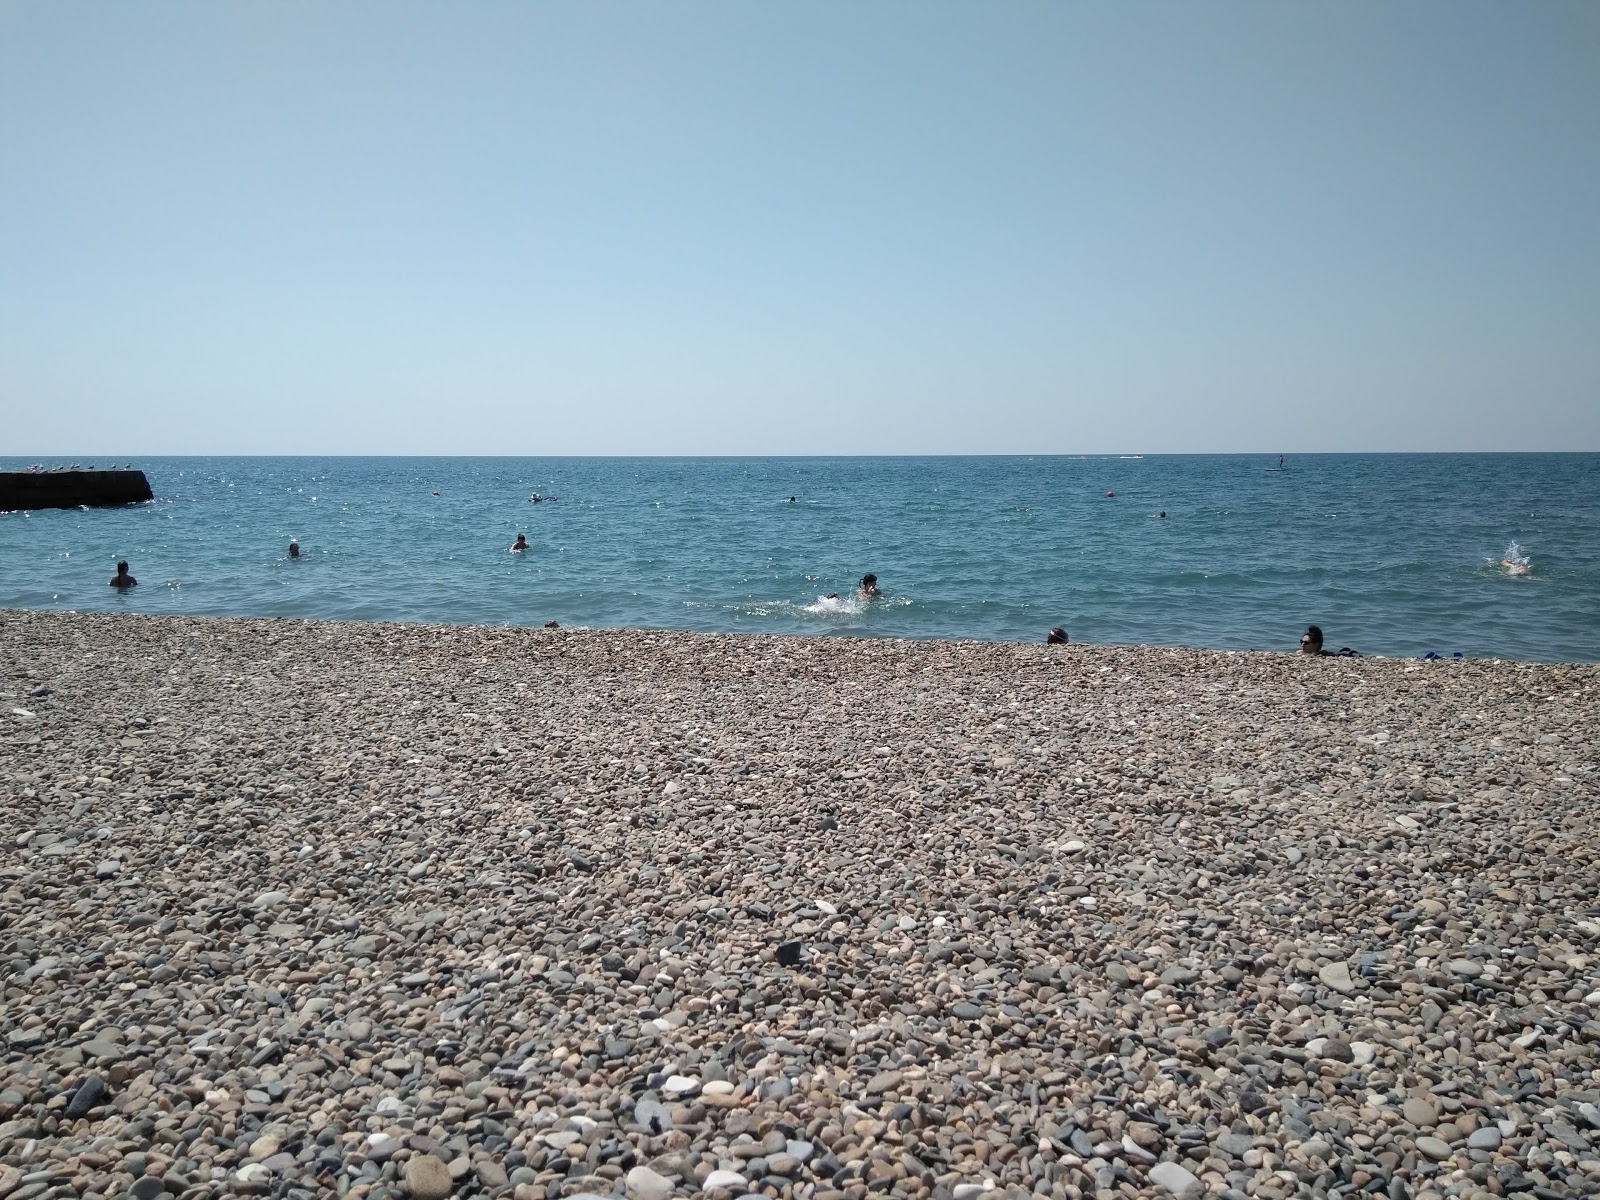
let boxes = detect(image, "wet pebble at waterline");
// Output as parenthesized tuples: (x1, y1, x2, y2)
(2, 609, 1599, 1200)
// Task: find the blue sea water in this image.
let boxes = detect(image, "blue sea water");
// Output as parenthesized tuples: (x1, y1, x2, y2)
(2, 454, 1597, 662)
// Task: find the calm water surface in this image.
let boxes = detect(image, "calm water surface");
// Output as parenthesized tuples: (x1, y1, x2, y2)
(2, 455, 1597, 662)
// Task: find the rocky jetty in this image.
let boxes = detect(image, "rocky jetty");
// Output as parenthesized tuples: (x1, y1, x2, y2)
(0, 470, 153, 512)
(2, 610, 1598, 1200)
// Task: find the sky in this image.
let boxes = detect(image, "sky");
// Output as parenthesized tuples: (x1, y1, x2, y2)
(2, 2, 1598, 455)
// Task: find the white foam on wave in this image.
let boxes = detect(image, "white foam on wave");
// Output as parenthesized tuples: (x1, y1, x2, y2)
(803, 594, 865, 616)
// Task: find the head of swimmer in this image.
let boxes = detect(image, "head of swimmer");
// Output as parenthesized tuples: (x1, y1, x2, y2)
(859, 573, 879, 597)
(1300, 625, 1324, 655)
(1047, 627, 1069, 645)
(288, 538, 299, 558)
(512, 533, 529, 550)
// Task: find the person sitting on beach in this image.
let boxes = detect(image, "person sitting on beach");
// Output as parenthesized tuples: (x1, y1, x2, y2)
(109, 560, 137, 589)
(1047, 627, 1069, 645)
(858, 573, 880, 599)
(288, 538, 300, 559)
(510, 533, 529, 552)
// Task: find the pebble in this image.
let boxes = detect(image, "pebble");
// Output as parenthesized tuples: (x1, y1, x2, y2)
(1468, 1126, 1502, 1151)
(1403, 1097, 1438, 1128)
(1149, 1160, 1203, 1198)
(1318, 961, 1355, 993)
(2, 610, 1598, 1200)
(1415, 1135, 1454, 1161)
(62, 1073, 107, 1117)
(626, 1165, 674, 1200)
(402, 1155, 453, 1200)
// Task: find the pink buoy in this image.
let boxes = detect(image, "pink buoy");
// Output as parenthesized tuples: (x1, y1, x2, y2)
(1106, 491, 1115, 497)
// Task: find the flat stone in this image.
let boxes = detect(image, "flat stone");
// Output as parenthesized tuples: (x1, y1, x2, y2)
(1467, 1127, 1502, 1151)
(476, 1160, 509, 1188)
(756, 1152, 794, 1176)
(626, 1165, 674, 1200)
(1318, 962, 1355, 993)
(1402, 1098, 1438, 1128)
(1214, 1133, 1253, 1158)
(865, 1070, 902, 1095)
(65, 1073, 109, 1117)
(1415, 1136, 1453, 1161)
(1149, 1160, 1203, 1198)
(403, 1155, 454, 1200)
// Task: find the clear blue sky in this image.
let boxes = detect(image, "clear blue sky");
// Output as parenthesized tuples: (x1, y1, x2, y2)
(3, 2, 1597, 455)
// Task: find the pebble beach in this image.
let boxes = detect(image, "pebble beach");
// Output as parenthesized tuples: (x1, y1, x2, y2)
(3, 610, 1599, 1200)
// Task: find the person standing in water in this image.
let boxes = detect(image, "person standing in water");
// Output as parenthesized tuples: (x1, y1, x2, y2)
(510, 533, 529, 552)
(858, 573, 879, 599)
(109, 560, 137, 589)
(288, 538, 300, 559)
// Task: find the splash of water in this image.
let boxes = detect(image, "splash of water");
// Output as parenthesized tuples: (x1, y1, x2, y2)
(1500, 541, 1532, 577)
(803, 594, 864, 616)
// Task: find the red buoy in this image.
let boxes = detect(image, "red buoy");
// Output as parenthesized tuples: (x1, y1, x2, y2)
(1106, 491, 1115, 498)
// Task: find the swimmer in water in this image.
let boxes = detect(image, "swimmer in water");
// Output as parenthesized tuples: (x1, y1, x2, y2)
(858, 573, 879, 599)
(109, 560, 137, 589)
(288, 538, 300, 559)
(1502, 557, 1531, 576)
(510, 533, 529, 552)
(1046, 627, 1069, 645)
(789, 496, 797, 503)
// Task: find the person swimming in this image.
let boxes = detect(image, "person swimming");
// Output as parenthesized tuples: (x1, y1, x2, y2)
(858, 573, 879, 599)
(288, 538, 300, 559)
(1046, 627, 1069, 645)
(1301, 625, 1361, 657)
(109, 560, 137, 589)
(510, 533, 529, 552)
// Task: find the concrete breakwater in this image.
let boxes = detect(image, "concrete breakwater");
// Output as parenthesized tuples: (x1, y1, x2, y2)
(2, 610, 1598, 1200)
(0, 470, 153, 511)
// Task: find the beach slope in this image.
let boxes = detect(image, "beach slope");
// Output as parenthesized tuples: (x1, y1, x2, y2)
(2, 611, 1598, 1200)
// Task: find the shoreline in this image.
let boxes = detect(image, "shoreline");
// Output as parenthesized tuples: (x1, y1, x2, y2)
(2, 607, 1590, 668)
(3, 609, 1598, 1200)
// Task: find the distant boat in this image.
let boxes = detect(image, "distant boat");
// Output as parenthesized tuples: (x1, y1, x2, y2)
(1119, 455, 1144, 460)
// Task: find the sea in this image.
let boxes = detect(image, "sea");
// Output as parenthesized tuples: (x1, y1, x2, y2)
(2, 454, 1597, 663)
